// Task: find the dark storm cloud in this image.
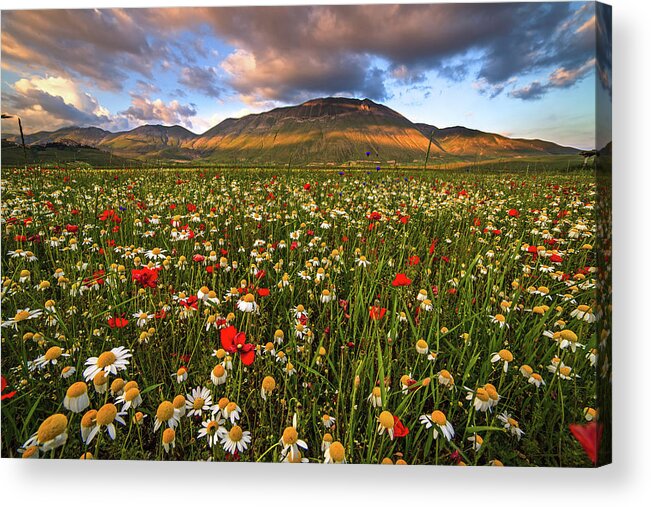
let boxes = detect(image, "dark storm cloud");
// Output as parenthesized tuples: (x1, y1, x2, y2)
(1, 9, 163, 91)
(178, 66, 224, 99)
(2, 3, 597, 105)
(508, 81, 549, 101)
(596, 3, 612, 97)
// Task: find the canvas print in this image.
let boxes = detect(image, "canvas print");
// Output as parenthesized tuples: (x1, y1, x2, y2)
(0, 2, 612, 466)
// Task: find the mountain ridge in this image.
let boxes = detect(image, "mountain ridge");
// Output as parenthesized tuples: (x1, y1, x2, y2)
(4, 97, 580, 164)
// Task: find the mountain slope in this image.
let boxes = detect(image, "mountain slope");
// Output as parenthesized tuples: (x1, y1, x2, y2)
(193, 98, 444, 163)
(3, 97, 579, 165)
(98, 125, 198, 160)
(415, 124, 578, 157)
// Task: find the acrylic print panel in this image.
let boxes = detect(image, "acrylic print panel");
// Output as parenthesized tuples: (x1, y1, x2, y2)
(0, 2, 612, 466)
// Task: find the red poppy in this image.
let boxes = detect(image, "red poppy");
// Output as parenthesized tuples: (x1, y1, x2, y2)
(393, 415, 409, 438)
(407, 255, 420, 266)
(303, 183, 311, 191)
(108, 316, 129, 328)
(1, 375, 17, 401)
(367, 211, 382, 221)
(392, 273, 412, 287)
(179, 295, 199, 310)
(569, 422, 603, 464)
(66, 224, 78, 233)
(508, 209, 520, 217)
(220, 326, 255, 366)
(257, 288, 270, 297)
(429, 238, 439, 255)
(369, 306, 387, 320)
(132, 266, 160, 288)
(83, 270, 106, 288)
(550, 254, 563, 263)
(186, 203, 197, 212)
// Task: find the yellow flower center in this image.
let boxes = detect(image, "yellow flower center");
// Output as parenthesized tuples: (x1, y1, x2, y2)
(416, 339, 428, 350)
(22, 446, 38, 458)
(577, 304, 590, 312)
(193, 398, 205, 410)
(156, 401, 175, 421)
(323, 433, 333, 443)
(475, 388, 490, 402)
(200, 286, 210, 294)
(262, 376, 276, 392)
(328, 441, 345, 462)
(520, 365, 533, 375)
(14, 310, 31, 322)
(97, 351, 116, 369)
(431, 410, 447, 426)
(173, 395, 186, 409)
(66, 382, 87, 398)
(93, 372, 108, 386)
(81, 410, 98, 428)
(372, 386, 381, 398)
(213, 365, 225, 378)
(498, 349, 513, 362)
(229, 425, 244, 442)
(559, 366, 572, 376)
(110, 378, 125, 394)
(494, 314, 506, 322)
(282, 426, 299, 445)
(125, 388, 140, 402)
(507, 418, 519, 427)
(485, 384, 499, 400)
(218, 397, 229, 410)
(243, 293, 255, 303)
(162, 428, 175, 444)
(206, 420, 219, 435)
(44, 346, 63, 361)
(560, 329, 578, 342)
(532, 373, 543, 381)
(152, 248, 161, 255)
(123, 380, 138, 392)
(226, 401, 238, 413)
(96, 404, 117, 426)
(288, 451, 303, 463)
(37, 414, 68, 443)
(296, 304, 305, 312)
(378, 411, 394, 429)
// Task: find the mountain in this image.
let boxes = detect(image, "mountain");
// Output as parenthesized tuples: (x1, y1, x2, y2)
(192, 97, 444, 163)
(99, 125, 198, 160)
(414, 124, 578, 157)
(20, 126, 114, 146)
(3, 97, 579, 166)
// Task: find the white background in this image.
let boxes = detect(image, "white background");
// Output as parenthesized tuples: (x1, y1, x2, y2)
(1, 0, 649, 505)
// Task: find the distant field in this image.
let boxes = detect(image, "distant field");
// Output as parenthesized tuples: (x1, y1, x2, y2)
(1, 166, 598, 465)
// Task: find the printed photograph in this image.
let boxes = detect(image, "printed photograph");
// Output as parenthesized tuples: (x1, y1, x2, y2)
(0, 2, 612, 466)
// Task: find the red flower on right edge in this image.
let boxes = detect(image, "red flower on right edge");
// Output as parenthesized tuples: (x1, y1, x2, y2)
(569, 422, 603, 465)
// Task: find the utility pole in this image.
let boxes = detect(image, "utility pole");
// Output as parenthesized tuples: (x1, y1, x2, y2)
(1, 113, 27, 164)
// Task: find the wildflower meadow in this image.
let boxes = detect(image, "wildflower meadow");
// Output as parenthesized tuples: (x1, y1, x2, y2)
(1, 166, 602, 465)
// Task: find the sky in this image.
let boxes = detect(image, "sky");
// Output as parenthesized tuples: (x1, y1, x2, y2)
(1, 2, 611, 149)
